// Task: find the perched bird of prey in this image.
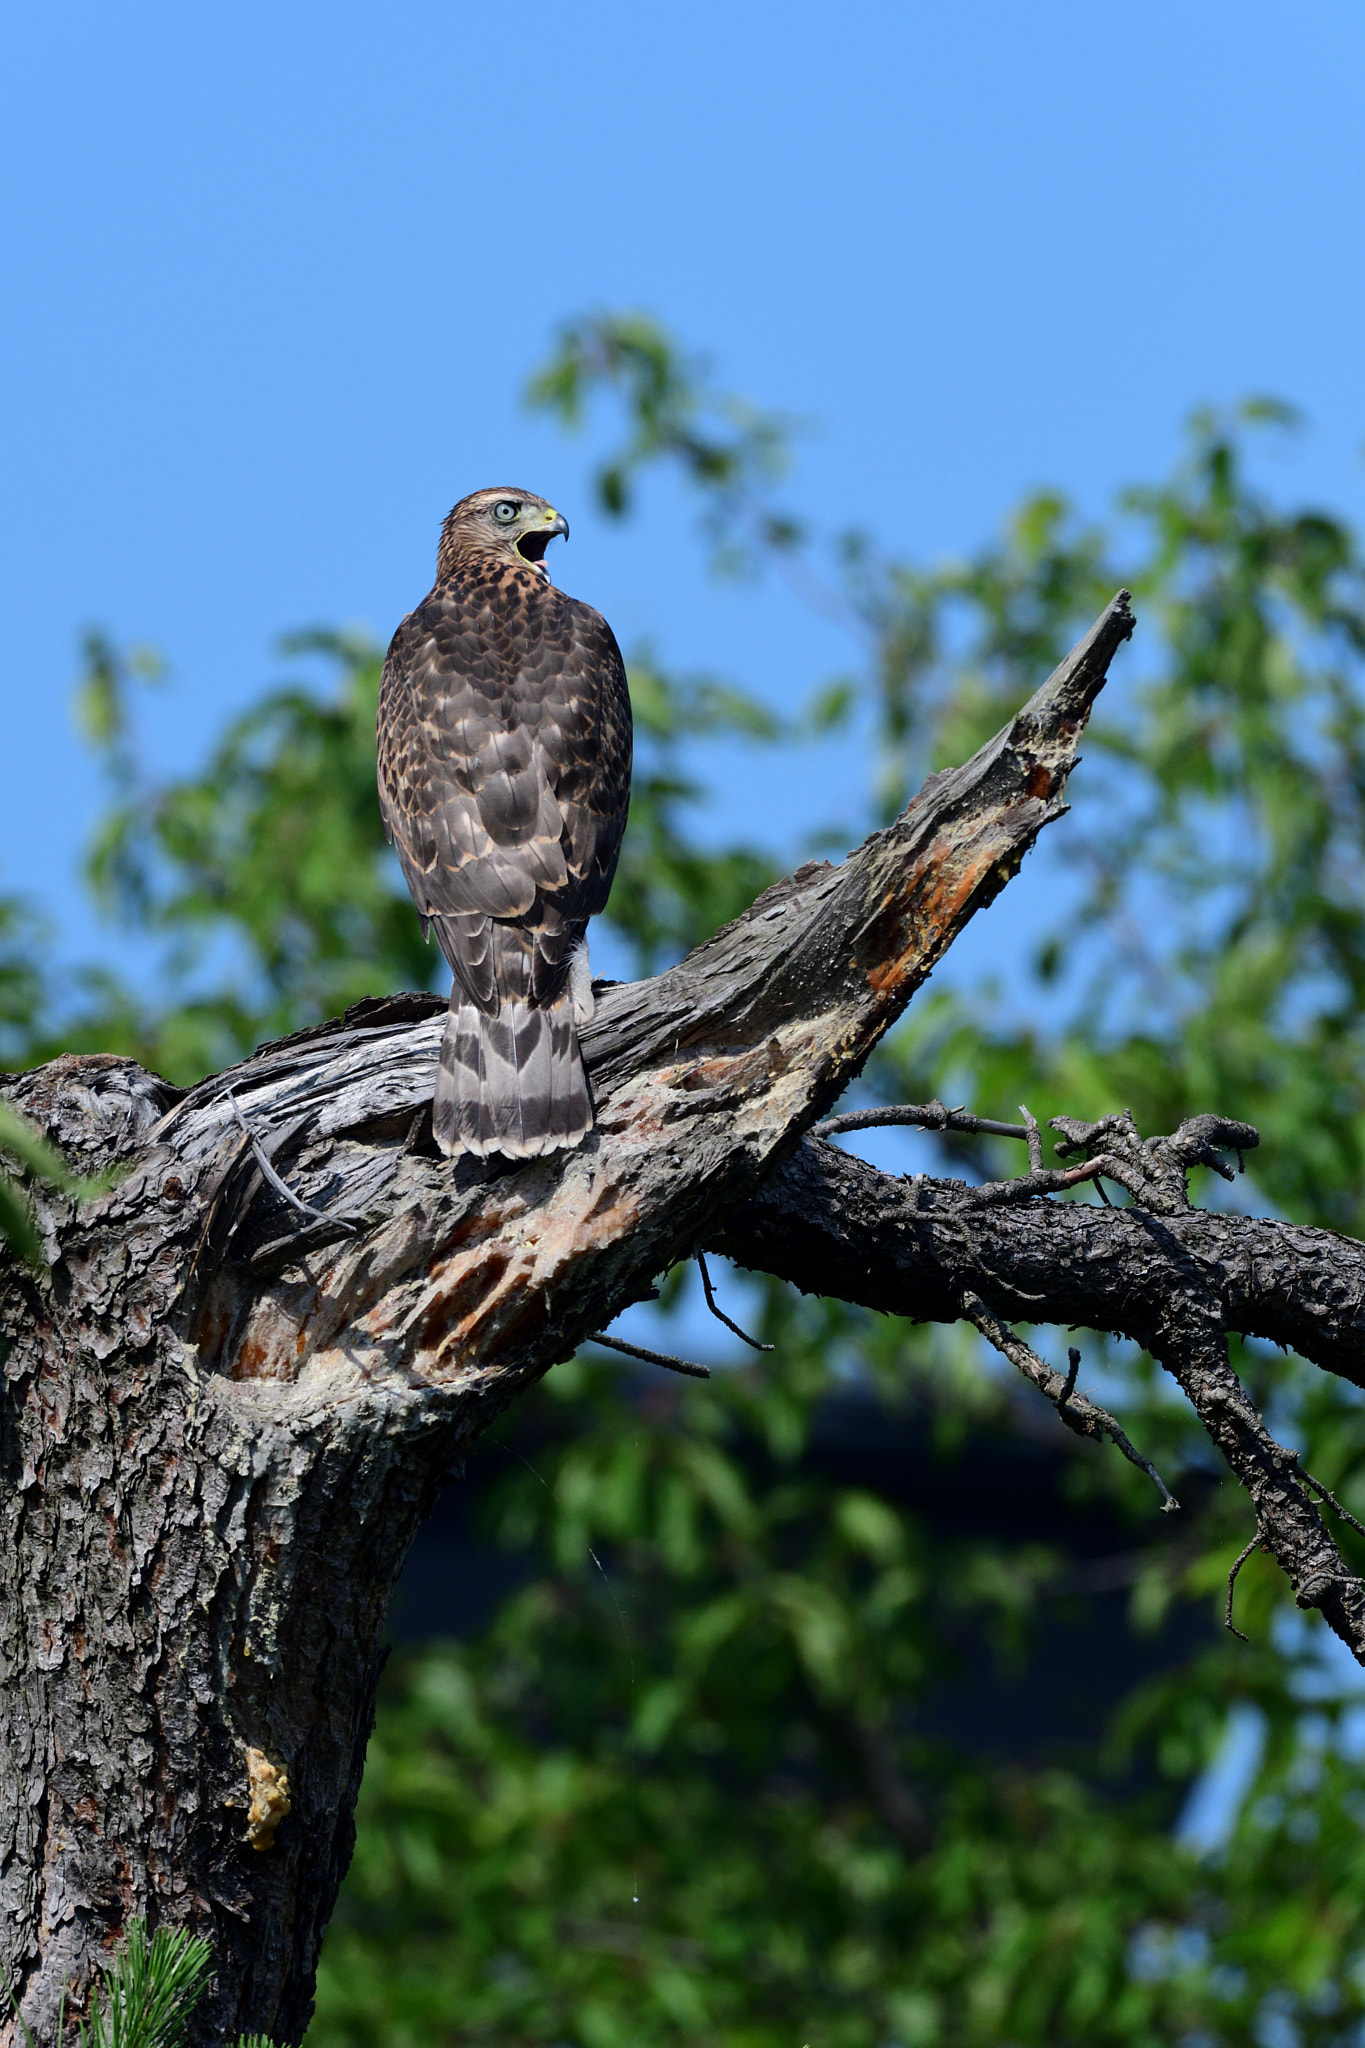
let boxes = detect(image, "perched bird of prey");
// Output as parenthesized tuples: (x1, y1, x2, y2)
(377, 487, 632, 1158)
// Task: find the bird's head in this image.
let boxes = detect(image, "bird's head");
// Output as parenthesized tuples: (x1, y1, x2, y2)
(438, 488, 570, 581)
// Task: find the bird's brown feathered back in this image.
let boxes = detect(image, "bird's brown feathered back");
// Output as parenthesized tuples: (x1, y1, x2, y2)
(377, 488, 632, 1157)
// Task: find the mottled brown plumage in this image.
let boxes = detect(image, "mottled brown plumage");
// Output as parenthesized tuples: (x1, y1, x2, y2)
(377, 487, 632, 1157)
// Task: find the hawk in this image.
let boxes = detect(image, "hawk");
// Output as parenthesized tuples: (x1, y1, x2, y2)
(377, 488, 632, 1159)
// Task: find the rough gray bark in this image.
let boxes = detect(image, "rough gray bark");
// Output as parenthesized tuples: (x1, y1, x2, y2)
(5, 587, 1350, 2037)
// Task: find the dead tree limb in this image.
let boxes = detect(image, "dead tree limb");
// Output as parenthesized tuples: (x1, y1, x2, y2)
(0, 594, 1135, 2042)
(713, 1131, 1365, 1660)
(957, 1288, 1179, 1510)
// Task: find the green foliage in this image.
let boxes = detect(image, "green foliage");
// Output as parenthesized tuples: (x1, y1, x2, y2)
(307, 1334, 1365, 2046)
(65, 629, 430, 1081)
(538, 317, 1365, 1226)
(0, 1102, 62, 1266)
(0, 1098, 112, 1267)
(310, 327, 1365, 2041)
(863, 408, 1365, 1239)
(0, 888, 64, 1260)
(0, 889, 48, 1069)
(528, 311, 803, 569)
(313, 1348, 1201, 2047)
(606, 651, 780, 970)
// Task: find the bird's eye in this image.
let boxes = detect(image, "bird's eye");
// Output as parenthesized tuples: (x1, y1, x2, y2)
(492, 500, 519, 523)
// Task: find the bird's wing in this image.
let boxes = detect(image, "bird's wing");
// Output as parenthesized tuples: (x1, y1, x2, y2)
(377, 582, 632, 1009)
(542, 592, 633, 920)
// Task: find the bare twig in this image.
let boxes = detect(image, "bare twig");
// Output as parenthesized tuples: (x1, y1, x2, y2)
(696, 1251, 774, 1352)
(1290, 1460, 1365, 1543)
(587, 1332, 712, 1381)
(818, 1101, 1144, 1214)
(1060, 1345, 1081, 1414)
(813, 1100, 1144, 1216)
(963, 1154, 1138, 1209)
(1225, 1533, 1262, 1642)
(225, 1093, 357, 1235)
(959, 1289, 1179, 1512)
(812, 1102, 1031, 1144)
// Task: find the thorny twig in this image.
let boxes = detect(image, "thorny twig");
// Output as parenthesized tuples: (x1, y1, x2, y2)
(959, 1289, 1179, 1512)
(1226, 1532, 1263, 1642)
(587, 1332, 712, 1381)
(696, 1251, 774, 1353)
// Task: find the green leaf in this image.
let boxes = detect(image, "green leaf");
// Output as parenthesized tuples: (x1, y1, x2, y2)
(0, 1100, 79, 1185)
(0, 1171, 42, 1267)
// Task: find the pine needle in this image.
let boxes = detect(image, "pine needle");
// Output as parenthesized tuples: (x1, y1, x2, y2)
(78, 1921, 212, 2048)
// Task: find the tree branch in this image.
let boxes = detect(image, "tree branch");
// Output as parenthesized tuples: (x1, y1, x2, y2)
(0, 595, 1136, 2037)
(713, 1133, 1365, 1660)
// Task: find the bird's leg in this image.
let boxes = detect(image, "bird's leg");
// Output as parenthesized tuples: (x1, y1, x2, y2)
(569, 938, 595, 1025)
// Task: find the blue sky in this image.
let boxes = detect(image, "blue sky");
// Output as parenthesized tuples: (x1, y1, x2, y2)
(4, 0, 1365, 982)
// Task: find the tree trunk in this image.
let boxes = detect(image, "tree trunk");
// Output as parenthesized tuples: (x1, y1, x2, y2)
(0, 591, 1187, 2038)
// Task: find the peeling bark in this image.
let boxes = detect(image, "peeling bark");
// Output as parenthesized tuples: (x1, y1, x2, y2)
(1, 589, 1234, 2039)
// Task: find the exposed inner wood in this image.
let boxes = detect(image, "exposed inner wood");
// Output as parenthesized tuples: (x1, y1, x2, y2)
(2, 597, 1169, 2041)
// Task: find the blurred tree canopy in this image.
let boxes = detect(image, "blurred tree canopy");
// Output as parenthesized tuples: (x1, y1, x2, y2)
(7, 314, 1365, 2043)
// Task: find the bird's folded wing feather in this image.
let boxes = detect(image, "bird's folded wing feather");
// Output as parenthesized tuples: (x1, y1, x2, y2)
(377, 589, 632, 972)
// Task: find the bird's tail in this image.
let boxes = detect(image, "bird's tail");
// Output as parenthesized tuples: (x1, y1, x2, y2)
(433, 987, 592, 1159)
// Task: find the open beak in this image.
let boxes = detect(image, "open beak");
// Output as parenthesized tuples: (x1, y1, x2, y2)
(516, 509, 569, 566)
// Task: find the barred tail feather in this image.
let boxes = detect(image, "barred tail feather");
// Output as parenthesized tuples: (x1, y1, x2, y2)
(433, 990, 592, 1159)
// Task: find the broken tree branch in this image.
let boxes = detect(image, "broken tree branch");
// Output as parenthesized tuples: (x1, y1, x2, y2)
(0, 593, 1137, 2040)
(811, 1101, 1032, 1144)
(713, 1130, 1365, 1661)
(958, 1288, 1178, 1510)
(586, 1331, 712, 1380)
